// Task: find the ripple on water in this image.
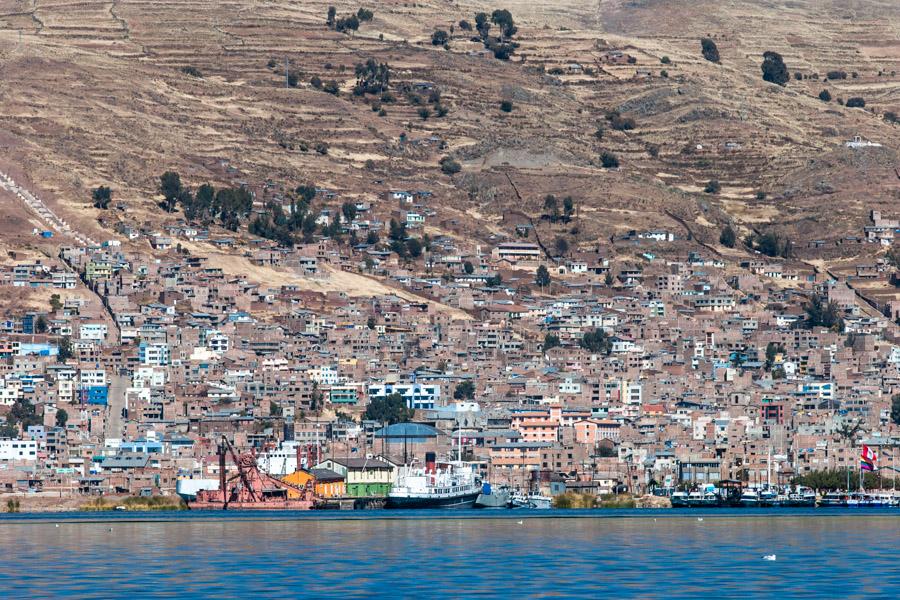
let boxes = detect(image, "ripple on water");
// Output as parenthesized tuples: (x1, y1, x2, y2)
(1, 511, 899, 598)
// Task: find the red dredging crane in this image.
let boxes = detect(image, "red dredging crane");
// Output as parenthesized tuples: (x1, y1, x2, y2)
(189, 436, 318, 510)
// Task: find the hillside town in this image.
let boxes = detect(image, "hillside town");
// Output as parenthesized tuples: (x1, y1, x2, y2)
(3, 188, 900, 509)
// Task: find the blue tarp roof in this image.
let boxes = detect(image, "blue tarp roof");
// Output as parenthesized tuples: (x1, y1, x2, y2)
(374, 422, 441, 439)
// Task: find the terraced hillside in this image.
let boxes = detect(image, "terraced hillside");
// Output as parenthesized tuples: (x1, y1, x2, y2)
(0, 0, 898, 260)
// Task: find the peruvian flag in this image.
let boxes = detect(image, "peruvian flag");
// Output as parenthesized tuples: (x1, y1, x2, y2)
(860, 445, 878, 471)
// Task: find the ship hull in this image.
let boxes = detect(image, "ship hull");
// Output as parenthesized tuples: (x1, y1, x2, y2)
(386, 491, 480, 509)
(474, 491, 510, 509)
(188, 500, 315, 510)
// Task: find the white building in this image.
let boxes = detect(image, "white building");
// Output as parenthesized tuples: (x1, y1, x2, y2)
(133, 367, 167, 389)
(308, 365, 339, 386)
(368, 382, 442, 410)
(139, 343, 171, 366)
(0, 439, 38, 462)
(79, 323, 108, 341)
(491, 243, 542, 263)
(206, 331, 230, 354)
(79, 369, 106, 387)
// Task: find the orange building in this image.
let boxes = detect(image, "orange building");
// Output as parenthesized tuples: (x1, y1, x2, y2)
(281, 468, 346, 498)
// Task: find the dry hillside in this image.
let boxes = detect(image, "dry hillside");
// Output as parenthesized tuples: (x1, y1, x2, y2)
(0, 0, 898, 268)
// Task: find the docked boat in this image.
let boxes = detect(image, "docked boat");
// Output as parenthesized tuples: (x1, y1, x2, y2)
(176, 477, 220, 502)
(818, 491, 849, 507)
(527, 494, 552, 509)
(508, 490, 552, 509)
(785, 486, 816, 507)
(386, 452, 482, 509)
(670, 491, 690, 508)
(474, 483, 511, 509)
(853, 492, 894, 507)
(740, 488, 760, 507)
(685, 490, 718, 507)
(758, 488, 779, 507)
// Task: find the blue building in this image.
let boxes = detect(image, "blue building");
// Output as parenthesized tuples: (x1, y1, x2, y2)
(83, 386, 109, 405)
(22, 313, 36, 334)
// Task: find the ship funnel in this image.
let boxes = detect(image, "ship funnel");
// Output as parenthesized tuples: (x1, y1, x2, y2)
(425, 451, 436, 474)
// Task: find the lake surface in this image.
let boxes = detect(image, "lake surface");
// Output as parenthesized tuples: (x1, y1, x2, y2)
(1, 508, 899, 598)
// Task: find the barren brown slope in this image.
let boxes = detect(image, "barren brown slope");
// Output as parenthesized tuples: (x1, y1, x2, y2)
(0, 0, 897, 269)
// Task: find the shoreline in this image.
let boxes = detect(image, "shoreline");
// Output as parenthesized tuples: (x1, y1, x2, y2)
(2, 506, 898, 524)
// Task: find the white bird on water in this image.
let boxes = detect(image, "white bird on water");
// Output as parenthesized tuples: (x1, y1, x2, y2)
(762, 554, 777, 561)
(697, 517, 704, 522)
(516, 520, 524, 525)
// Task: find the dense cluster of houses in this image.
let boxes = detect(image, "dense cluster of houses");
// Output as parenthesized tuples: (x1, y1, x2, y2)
(2, 203, 900, 501)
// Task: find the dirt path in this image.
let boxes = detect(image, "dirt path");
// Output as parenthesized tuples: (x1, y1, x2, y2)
(0, 170, 96, 247)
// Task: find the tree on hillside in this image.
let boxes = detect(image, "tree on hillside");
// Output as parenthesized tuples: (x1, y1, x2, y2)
(891, 394, 900, 426)
(600, 151, 619, 169)
(804, 294, 844, 332)
(49, 294, 62, 312)
(474, 13, 490, 40)
(719, 225, 736, 248)
(58, 336, 73, 361)
(748, 231, 791, 258)
(454, 380, 476, 400)
(92, 186, 112, 209)
(341, 201, 357, 224)
(543, 195, 559, 221)
(354, 59, 390, 95)
(389, 218, 406, 242)
(463, 260, 474, 275)
(543, 333, 561, 352)
(535, 264, 551, 288)
(700, 38, 720, 63)
(405, 237, 423, 259)
(563, 196, 575, 221)
(490, 9, 516, 38)
(8, 399, 40, 431)
(439, 156, 461, 175)
(580, 328, 612, 354)
(432, 29, 449, 46)
(819, 89, 832, 102)
(364, 392, 415, 424)
(326, 6, 336, 27)
(55, 408, 68, 429)
(846, 97, 866, 108)
(335, 14, 359, 33)
(159, 171, 183, 212)
(554, 237, 569, 257)
(761, 51, 789, 85)
(764, 341, 785, 371)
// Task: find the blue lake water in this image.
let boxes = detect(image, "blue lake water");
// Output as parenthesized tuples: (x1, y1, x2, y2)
(1, 508, 899, 598)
